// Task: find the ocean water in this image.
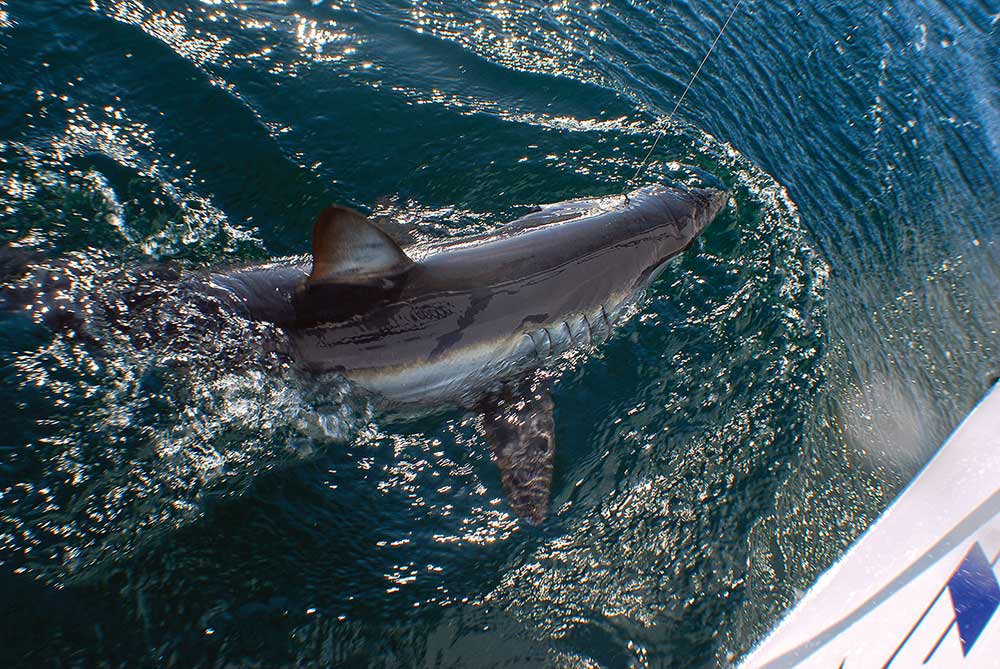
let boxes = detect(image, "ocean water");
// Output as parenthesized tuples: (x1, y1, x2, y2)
(0, 0, 997, 667)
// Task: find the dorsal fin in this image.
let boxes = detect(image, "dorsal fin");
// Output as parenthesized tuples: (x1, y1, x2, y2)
(307, 206, 413, 286)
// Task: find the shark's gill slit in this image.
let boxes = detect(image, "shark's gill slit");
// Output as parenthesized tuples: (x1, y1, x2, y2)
(541, 327, 554, 356)
(600, 304, 613, 333)
(523, 332, 540, 359)
(562, 321, 574, 347)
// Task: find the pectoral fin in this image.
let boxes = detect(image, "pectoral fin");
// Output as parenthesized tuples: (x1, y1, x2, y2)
(480, 380, 556, 525)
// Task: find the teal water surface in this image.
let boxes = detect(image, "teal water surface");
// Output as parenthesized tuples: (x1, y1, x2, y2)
(0, 0, 997, 667)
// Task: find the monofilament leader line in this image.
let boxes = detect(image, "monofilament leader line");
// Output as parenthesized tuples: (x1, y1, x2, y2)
(624, 0, 744, 194)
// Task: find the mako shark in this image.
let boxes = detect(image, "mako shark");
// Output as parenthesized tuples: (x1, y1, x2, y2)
(2, 183, 726, 523)
(198, 183, 728, 523)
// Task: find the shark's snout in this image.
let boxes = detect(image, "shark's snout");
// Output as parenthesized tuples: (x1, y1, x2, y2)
(624, 184, 729, 232)
(688, 187, 730, 230)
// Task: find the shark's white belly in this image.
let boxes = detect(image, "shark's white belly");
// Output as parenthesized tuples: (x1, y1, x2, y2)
(345, 335, 534, 406)
(340, 297, 633, 406)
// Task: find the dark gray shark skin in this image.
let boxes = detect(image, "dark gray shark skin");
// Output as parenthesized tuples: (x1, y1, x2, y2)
(1, 184, 726, 523)
(204, 184, 728, 523)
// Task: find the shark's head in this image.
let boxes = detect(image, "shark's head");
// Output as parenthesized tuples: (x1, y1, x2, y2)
(626, 183, 728, 249)
(606, 184, 729, 293)
(679, 186, 729, 235)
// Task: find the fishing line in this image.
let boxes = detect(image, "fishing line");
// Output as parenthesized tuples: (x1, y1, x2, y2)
(624, 0, 744, 194)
